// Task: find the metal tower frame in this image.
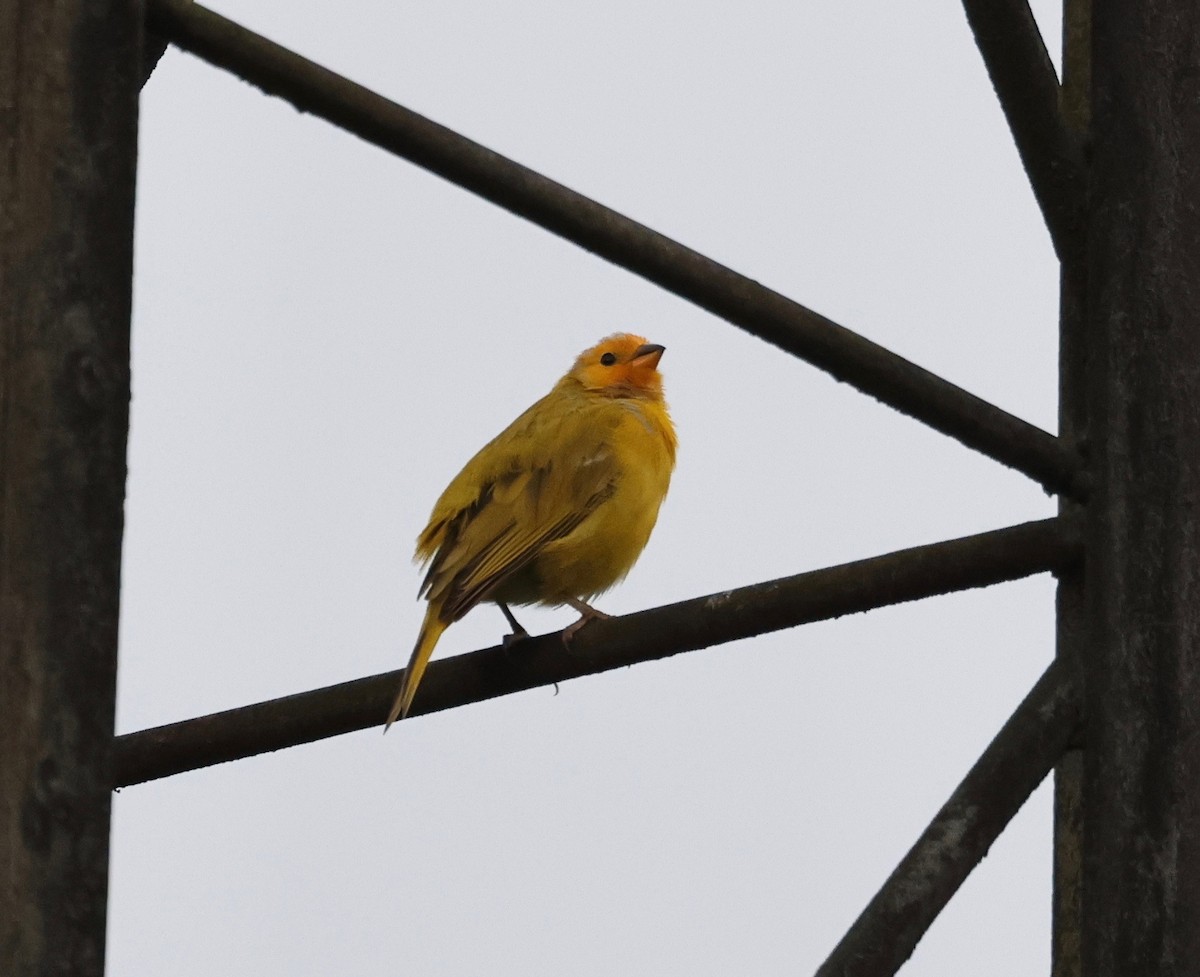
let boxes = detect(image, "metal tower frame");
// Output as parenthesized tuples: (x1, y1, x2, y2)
(5, 1, 1196, 973)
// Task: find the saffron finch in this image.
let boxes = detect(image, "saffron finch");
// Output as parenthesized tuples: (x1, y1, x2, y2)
(386, 333, 677, 727)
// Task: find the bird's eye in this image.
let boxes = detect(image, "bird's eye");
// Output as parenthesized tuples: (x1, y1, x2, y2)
(600, 352, 617, 366)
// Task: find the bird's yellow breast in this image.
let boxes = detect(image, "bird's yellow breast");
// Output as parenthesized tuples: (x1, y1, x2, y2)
(497, 395, 676, 605)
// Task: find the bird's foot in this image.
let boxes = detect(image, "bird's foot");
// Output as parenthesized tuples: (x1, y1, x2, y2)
(562, 598, 612, 647)
(498, 602, 530, 654)
(501, 627, 530, 652)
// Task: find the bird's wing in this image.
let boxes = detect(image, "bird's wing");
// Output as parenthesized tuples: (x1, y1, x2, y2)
(418, 398, 621, 623)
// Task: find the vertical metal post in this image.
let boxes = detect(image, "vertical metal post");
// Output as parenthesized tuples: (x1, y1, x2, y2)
(0, 1, 141, 975)
(1084, 1, 1200, 972)
(1054, 3, 1090, 975)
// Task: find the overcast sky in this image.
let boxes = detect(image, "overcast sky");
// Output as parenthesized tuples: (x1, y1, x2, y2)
(110, 2, 1065, 973)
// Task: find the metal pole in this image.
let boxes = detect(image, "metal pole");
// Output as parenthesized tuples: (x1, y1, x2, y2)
(113, 517, 1079, 785)
(1053, 1, 1090, 974)
(1084, 0, 1200, 971)
(0, 0, 140, 974)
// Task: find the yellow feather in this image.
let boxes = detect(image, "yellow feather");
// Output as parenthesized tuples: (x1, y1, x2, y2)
(387, 333, 676, 726)
(385, 606, 448, 729)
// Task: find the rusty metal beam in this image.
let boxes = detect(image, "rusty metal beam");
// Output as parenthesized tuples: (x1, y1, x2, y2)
(0, 0, 140, 974)
(1082, 1, 1200, 971)
(961, 0, 1085, 264)
(114, 517, 1078, 788)
(1051, 2, 1091, 974)
(815, 658, 1081, 977)
(143, 0, 1085, 497)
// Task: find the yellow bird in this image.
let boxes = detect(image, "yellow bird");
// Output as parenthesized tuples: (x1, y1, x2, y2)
(386, 333, 677, 727)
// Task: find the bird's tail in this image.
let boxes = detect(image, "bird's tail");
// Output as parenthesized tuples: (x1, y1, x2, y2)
(385, 606, 449, 731)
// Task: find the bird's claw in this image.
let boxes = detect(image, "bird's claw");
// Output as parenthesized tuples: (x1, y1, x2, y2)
(501, 628, 530, 653)
(498, 602, 531, 654)
(561, 602, 612, 648)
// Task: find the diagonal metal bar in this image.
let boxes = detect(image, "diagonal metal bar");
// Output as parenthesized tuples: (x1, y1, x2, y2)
(144, 0, 1085, 497)
(815, 656, 1082, 977)
(114, 516, 1078, 788)
(961, 0, 1085, 265)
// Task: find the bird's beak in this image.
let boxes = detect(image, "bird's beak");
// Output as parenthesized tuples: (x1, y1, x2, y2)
(631, 343, 665, 369)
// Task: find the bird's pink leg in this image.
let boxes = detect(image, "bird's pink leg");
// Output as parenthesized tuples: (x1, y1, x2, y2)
(562, 598, 612, 645)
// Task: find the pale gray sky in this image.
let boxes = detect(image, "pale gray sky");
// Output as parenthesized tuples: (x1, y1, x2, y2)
(112, 1, 1064, 973)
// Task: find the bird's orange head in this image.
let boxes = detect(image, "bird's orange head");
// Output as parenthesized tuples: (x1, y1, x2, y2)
(568, 333, 666, 399)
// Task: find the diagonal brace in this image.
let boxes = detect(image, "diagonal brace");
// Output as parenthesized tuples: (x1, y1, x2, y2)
(144, 0, 1085, 497)
(114, 517, 1079, 788)
(961, 0, 1085, 265)
(815, 657, 1082, 977)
